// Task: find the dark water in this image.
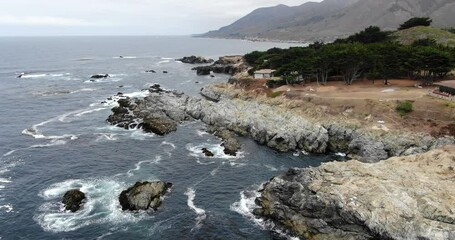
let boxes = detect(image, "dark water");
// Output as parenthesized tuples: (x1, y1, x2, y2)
(0, 36, 340, 239)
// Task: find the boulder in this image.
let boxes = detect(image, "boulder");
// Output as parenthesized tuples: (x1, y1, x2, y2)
(145, 70, 156, 73)
(255, 145, 455, 239)
(119, 181, 172, 211)
(201, 148, 214, 157)
(208, 127, 241, 156)
(141, 117, 177, 135)
(62, 189, 86, 212)
(90, 74, 109, 79)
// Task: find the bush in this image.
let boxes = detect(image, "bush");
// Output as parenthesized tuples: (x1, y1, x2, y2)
(271, 91, 283, 98)
(399, 17, 432, 30)
(396, 101, 413, 116)
(266, 79, 287, 88)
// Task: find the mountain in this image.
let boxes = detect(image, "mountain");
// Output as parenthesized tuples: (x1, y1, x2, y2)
(200, 0, 455, 42)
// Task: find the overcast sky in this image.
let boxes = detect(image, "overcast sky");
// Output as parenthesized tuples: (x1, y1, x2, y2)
(0, 0, 320, 36)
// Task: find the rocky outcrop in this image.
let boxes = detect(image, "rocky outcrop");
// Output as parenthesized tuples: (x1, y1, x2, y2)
(119, 181, 172, 211)
(207, 126, 241, 156)
(107, 85, 454, 162)
(192, 55, 250, 76)
(90, 74, 109, 79)
(177, 56, 214, 64)
(201, 148, 214, 157)
(254, 145, 455, 240)
(62, 189, 86, 212)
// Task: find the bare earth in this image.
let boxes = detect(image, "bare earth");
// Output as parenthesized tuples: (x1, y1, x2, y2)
(221, 78, 455, 137)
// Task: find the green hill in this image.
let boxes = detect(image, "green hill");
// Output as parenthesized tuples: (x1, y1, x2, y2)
(393, 26, 455, 47)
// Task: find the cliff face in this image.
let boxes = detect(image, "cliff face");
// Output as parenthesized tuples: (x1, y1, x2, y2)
(255, 145, 455, 239)
(200, 0, 455, 42)
(107, 84, 454, 163)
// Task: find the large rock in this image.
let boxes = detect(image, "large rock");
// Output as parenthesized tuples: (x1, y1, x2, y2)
(254, 145, 455, 239)
(208, 127, 241, 156)
(177, 56, 214, 64)
(119, 181, 172, 211)
(90, 74, 109, 79)
(142, 117, 177, 135)
(62, 189, 86, 212)
(192, 55, 250, 76)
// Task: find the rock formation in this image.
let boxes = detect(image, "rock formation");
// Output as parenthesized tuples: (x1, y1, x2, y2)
(254, 145, 455, 239)
(177, 56, 214, 64)
(107, 85, 454, 162)
(119, 181, 172, 211)
(192, 56, 250, 76)
(90, 74, 110, 79)
(62, 189, 86, 212)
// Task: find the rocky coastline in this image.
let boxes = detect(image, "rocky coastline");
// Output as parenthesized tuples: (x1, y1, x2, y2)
(191, 55, 250, 76)
(107, 84, 454, 163)
(254, 145, 455, 239)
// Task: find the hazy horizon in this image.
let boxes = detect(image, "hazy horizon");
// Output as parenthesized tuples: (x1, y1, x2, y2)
(0, 0, 321, 37)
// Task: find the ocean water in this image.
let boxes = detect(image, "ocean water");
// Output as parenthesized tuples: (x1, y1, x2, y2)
(0, 36, 341, 239)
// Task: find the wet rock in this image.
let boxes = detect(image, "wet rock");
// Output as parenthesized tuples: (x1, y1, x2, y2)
(163, 71, 168, 74)
(90, 74, 109, 79)
(145, 70, 156, 73)
(201, 148, 214, 157)
(119, 181, 172, 211)
(255, 145, 455, 239)
(141, 117, 177, 135)
(208, 127, 241, 156)
(192, 55, 250, 76)
(177, 56, 214, 64)
(62, 189, 86, 212)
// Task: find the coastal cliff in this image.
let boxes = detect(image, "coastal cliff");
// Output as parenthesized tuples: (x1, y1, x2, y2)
(254, 145, 455, 239)
(107, 85, 454, 162)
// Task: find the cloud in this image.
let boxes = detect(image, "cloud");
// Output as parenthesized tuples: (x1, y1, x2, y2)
(0, 15, 111, 27)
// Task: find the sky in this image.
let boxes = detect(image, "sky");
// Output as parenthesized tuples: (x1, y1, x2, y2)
(0, 0, 320, 36)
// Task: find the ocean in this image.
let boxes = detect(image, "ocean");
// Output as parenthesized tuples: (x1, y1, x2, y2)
(0, 36, 340, 239)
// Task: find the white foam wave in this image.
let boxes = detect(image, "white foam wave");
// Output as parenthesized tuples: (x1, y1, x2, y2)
(71, 88, 97, 94)
(185, 188, 206, 229)
(161, 57, 173, 60)
(196, 130, 208, 137)
(186, 143, 243, 159)
(3, 150, 16, 157)
(263, 164, 278, 172)
(95, 133, 118, 142)
(19, 73, 47, 79)
(36, 178, 150, 233)
(126, 156, 161, 177)
(74, 108, 106, 117)
(114, 56, 136, 59)
(161, 141, 176, 149)
(31, 139, 68, 148)
(19, 73, 71, 79)
(124, 90, 149, 98)
(335, 152, 347, 157)
(0, 204, 13, 213)
(0, 178, 12, 183)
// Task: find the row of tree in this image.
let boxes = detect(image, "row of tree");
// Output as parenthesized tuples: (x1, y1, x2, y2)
(244, 18, 455, 86)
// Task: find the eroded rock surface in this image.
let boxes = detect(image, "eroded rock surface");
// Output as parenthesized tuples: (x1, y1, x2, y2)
(119, 181, 172, 211)
(177, 56, 214, 64)
(62, 189, 86, 212)
(255, 145, 455, 240)
(192, 55, 250, 76)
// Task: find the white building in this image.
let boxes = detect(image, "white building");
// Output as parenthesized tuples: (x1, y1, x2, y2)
(254, 69, 276, 79)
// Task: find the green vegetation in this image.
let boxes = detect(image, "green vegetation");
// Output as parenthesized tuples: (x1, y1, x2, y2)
(396, 101, 414, 117)
(393, 26, 455, 47)
(398, 17, 432, 30)
(271, 91, 284, 98)
(245, 18, 455, 87)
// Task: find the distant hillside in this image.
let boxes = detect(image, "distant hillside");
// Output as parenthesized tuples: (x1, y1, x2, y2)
(200, 0, 455, 42)
(393, 26, 455, 47)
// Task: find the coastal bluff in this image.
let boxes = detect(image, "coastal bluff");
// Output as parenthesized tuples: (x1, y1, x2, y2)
(107, 84, 454, 162)
(254, 145, 455, 240)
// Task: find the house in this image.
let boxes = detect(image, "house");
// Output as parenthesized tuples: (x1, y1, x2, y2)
(434, 80, 455, 96)
(254, 69, 276, 79)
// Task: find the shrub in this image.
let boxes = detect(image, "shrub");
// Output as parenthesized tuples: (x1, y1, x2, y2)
(399, 17, 432, 30)
(266, 79, 287, 88)
(396, 101, 413, 116)
(271, 91, 283, 98)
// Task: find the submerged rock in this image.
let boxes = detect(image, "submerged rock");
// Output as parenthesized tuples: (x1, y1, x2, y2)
(119, 181, 172, 211)
(177, 56, 214, 64)
(255, 145, 455, 239)
(62, 189, 86, 212)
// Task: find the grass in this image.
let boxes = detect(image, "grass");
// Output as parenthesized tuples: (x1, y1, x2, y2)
(444, 102, 455, 108)
(396, 101, 414, 117)
(271, 91, 283, 98)
(392, 26, 455, 47)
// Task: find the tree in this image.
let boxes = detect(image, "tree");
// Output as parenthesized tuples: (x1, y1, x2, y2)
(413, 46, 454, 84)
(398, 17, 432, 30)
(332, 44, 371, 85)
(334, 26, 390, 44)
(370, 43, 405, 85)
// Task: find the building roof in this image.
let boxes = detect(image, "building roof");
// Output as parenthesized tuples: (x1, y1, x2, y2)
(434, 80, 455, 89)
(254, 69, 276, 74)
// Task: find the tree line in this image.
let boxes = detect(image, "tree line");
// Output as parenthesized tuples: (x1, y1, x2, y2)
(244, 18, 455, 86)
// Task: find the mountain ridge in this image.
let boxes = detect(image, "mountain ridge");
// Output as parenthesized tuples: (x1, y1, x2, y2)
(199, 0, 455, 42)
